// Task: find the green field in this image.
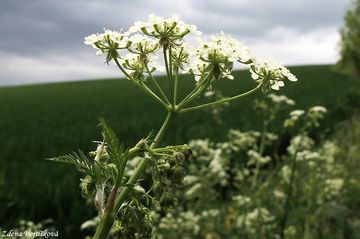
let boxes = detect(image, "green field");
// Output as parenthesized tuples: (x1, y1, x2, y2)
(0, 65, 359, 236)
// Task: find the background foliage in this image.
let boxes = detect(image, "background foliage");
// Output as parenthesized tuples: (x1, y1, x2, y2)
(337, 0, 360, 77)
(0, 65, 359, 238)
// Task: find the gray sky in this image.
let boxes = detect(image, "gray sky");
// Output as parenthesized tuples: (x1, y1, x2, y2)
(0, 0, 351, 86)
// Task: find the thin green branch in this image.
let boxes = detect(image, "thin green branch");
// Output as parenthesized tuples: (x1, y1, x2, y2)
(163, 47, 174, 103)
(177, 71, 213, 109)
(113, 58, 168, 109)
(139, 81, 169, 109)
(145, 64, 171, 105)
(279, 147, 298, 239)
(180, 83, 262, 114)
(173, 67, 179, 104)
(252, 121, 268, 188)
(169, 46, 175, 104)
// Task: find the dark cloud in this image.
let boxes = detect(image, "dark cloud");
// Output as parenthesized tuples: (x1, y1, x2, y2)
(0, 0, 352, 86)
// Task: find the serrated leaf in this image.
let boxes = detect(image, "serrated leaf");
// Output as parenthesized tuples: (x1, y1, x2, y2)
(99, 118, 130, 185)
(47, 151, 92, 174)
(99, 118, 123, 165)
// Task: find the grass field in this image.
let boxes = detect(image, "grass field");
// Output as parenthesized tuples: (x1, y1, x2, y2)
(0, 65, 359, 236)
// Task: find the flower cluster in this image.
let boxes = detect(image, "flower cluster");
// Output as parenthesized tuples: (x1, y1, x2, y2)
(250, 59, 297, 93)
(284, 105, 327, 128)
(191, 32, 254, 81)
(171, 43, 192, 71)
(85, 14, 297, 95)
(129, 14, 200, 47)
(152, 149, 192, 208)
(115, 201, 153, 239)
(151, 95, 350, 239)
(84, 29, 130, 63)
(119, 53, 160, 81)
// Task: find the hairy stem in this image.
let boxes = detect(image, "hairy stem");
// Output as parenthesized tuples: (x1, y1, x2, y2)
(92, 112, 176, 239)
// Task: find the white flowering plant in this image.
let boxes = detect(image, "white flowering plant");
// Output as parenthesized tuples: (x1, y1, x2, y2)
(153, 95, 351, 239)
(49, 15, 298, 238)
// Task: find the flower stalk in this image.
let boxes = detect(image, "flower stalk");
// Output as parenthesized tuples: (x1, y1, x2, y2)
(50, 14, 299, 239)
(93, 111, 176, 239)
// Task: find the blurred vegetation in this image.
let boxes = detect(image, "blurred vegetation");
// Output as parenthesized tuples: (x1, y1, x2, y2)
(153, 95, 360, 239)
(0, 65, 359, 237)
(337, 0, 360, 77)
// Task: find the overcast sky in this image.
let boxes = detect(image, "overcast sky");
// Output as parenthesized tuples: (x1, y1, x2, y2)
(0, 0, 352, 86)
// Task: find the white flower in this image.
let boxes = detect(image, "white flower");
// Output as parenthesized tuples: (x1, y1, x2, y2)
(268, 94, 295, 105)
(171, 42, 195, 71)
(271, 80, 285, 90)
(185, 183, 202, 197)
(84, 34, 103, 47)
(93, 143, 108, 161)
(296, 150, 320, 161)
(324, 178, 344, 198)
(133, 185, 146, 194)
(281, 165, 291, 183)
(188, 58, 211, 82)
(84, 29, 129, 62)
(309, 106, 327, 113)
(274, 189, 285, 199)
(198, 31, 252, 63)
(233, 195, 252, 206)
(209, 149, 228, 185)
(281, 67, 297, 82)
(129, 14, 200, 43)
(128, 21, 145, 33)
(290, 109, 305, 119)
(247, 149, 271, 166)
(250, 59, 297, 93)
(127, 34, 158, 54)
(201, 209, 220, 218)
(119, 53, 146, 80)
(84, 29, 129, 48)
(287, 134, 314, 155)
(188, 32, 254, 81)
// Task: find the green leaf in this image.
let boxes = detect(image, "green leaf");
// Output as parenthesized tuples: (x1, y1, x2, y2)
(99, 118, 130, 185)
(47, 151, 92, 174)
(99, 118, 124, 166)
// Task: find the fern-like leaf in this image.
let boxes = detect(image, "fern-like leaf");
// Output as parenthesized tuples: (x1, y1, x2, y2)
(47, 151, 92, 174)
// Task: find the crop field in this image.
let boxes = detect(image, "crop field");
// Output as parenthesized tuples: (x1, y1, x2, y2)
(0, 65, 359, 237)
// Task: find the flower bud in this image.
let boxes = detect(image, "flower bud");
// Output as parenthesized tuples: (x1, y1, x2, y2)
(174, 152, 185, 164)
(158, 162, 171, 171)
(182, 148, 192, 161)
(172, 165, 186, 185)
(160, 192, 177, 208)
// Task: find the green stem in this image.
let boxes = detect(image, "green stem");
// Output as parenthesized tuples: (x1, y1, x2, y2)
(180, 84, 261, 114)
(145, 64, 170, 105)
(177, 71, 214, 109)
(173, 67, 179, 104)
(279, 148, 298, 239)
(163, 47, 174, 103)
(168, 46, 175, 105)
(113, 58, 168, 109)
(92, 112, 176, 239)
(139, 81, 169, 109)
(92, 211, 115, 239)
(252, 121, 268, 188)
